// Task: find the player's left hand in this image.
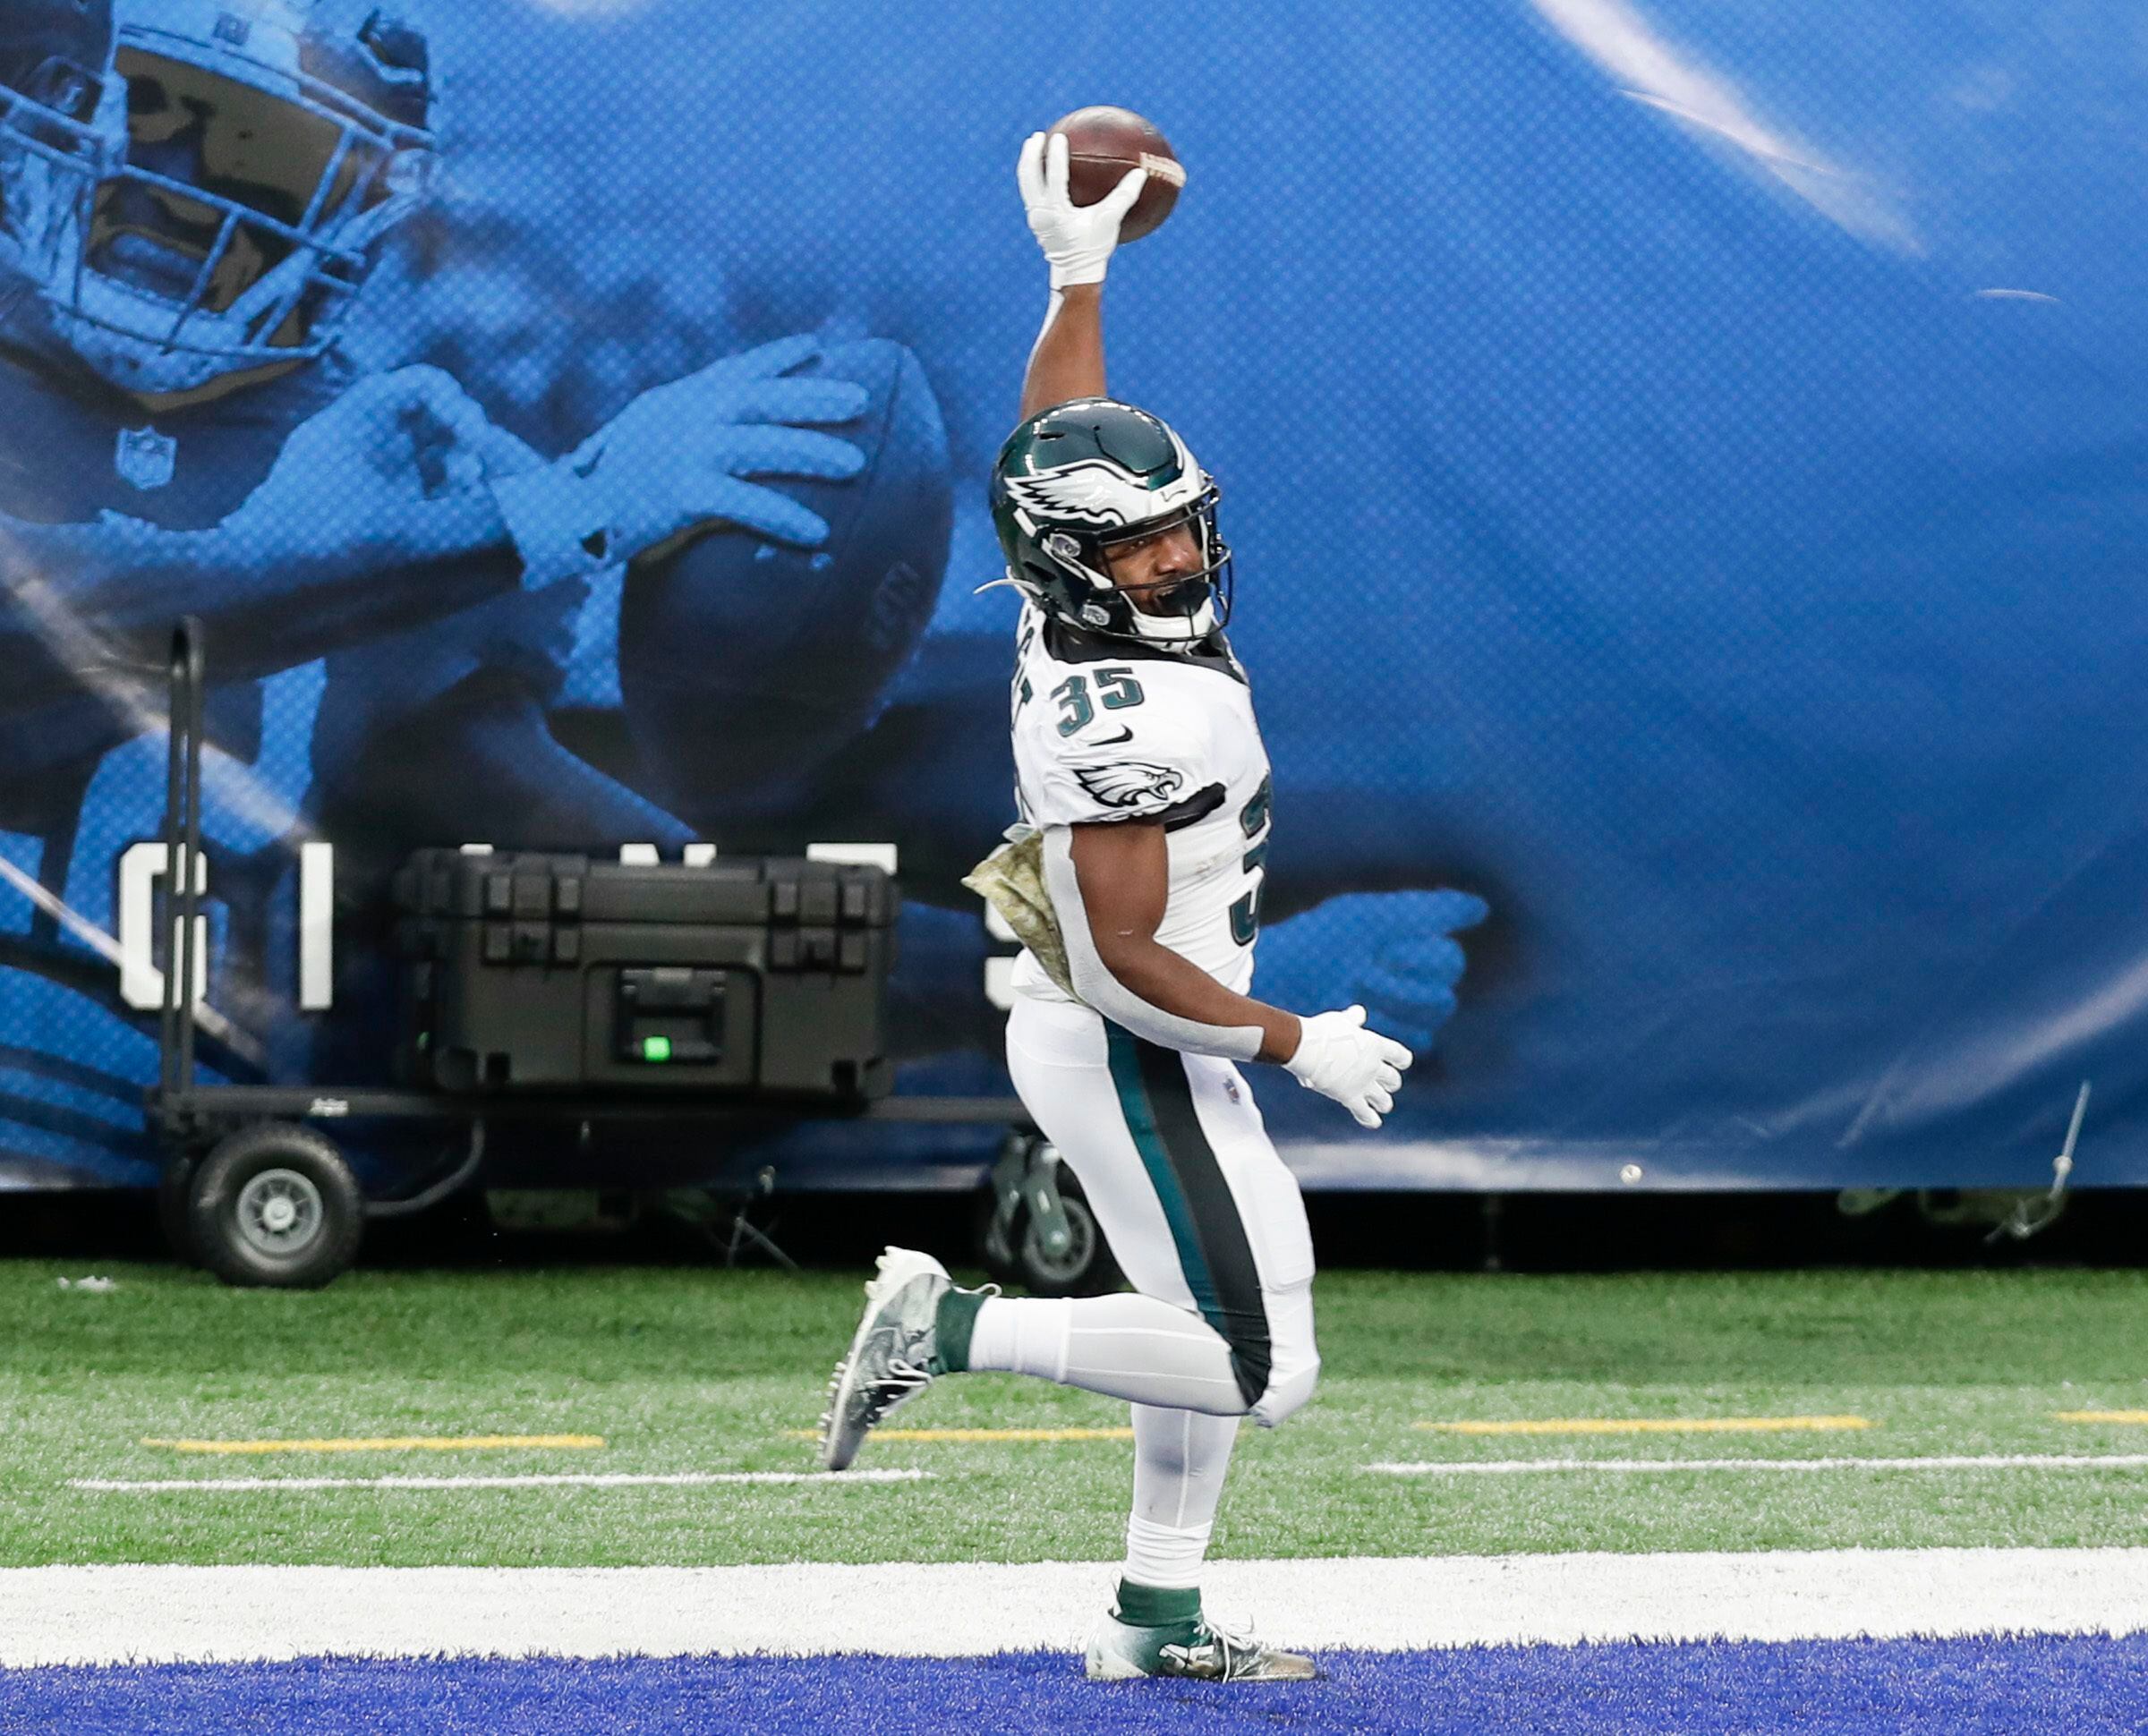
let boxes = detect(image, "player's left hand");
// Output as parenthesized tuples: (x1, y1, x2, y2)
(1257, 889, 1490, 1057)
(1018, 131, 1147, 289)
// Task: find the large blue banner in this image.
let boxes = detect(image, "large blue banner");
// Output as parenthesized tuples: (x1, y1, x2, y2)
(2, 0, 2144, 1192)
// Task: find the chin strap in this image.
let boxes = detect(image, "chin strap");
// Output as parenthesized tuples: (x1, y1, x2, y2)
(975, 581, 1212, 647)
(1121, 609, 1216, 647)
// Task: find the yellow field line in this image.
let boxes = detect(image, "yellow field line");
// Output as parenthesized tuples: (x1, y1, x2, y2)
(2055, 1411, 2148, 1425)
(141, 1435, 605, 1455)
(1416, 1417, 1871, 1436)
(784, 1426, 1135, 1443)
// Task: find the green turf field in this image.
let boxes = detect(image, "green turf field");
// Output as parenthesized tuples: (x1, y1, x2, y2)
(6, 1262, 2147, 1568)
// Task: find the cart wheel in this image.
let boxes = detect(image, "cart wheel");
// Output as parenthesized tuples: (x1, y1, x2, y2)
(157, 1155, 200, 1266)
(1019, 1177, 1112, 1295)
(976, 1166, 1121, 1298)
(188, 1122, 364, 1289)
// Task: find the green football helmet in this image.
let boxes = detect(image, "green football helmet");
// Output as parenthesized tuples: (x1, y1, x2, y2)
(988, 397, 1232, 645)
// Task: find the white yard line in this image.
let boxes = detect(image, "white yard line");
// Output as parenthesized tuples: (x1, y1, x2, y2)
(1417, 1417, 1870, 1435)
(70, 1470, 927, 1493)
(4, 1549, 2146, 1665)
(1369, 1453, 2148, 1476)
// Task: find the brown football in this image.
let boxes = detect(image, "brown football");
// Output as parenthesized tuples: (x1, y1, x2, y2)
(1049, 106, 1184, 243)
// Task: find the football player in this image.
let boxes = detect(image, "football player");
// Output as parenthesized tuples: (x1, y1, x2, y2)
(0, 0, 882, 1176)
(820, 133, 1416, 1682)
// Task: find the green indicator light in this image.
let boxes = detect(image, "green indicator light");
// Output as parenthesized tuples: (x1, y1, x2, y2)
(642, 1035, 672, 1062)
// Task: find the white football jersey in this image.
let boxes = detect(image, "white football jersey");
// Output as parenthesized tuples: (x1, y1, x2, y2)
(1008, 601, 1274, 1003)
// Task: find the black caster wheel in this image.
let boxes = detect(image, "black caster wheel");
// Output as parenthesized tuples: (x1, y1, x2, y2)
(977, 1136, 1121, 1298)
(1013, 1172, 1115, 1296)
(188, 1122, 364, 1289)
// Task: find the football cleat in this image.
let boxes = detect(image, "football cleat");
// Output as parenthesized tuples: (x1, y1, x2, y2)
(1085, 1614, 1321, 1682)
(819, 1246, 950, 1471)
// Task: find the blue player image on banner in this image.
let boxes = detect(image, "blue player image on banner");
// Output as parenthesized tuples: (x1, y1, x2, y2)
(0, 0, 952, 1186)
(2, 0, 2146, 1194)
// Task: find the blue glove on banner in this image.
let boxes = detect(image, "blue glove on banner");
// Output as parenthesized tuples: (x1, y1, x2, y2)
(490, 334, 868, 583)
(1257, 890, 1491, 1058)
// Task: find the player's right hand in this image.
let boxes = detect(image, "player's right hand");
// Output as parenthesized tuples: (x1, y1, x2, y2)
(223, 363, 524, 563)
(1018, 131, 1147, 290)
(490, 334, 867, 584)
(1284, 1005, 1413, 1129)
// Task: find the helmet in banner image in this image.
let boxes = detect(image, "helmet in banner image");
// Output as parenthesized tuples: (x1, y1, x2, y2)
(5, 0, 434, 403)
(0, 0, 120, 290)
(989, 397, 1233, 645)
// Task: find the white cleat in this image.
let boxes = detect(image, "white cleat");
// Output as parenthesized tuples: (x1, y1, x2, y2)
(819, 1247, 950, 1472)
(1086, 1613, 1321, 1682)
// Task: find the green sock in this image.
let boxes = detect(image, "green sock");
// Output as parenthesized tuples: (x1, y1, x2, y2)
(931, 1287, 989, 1374)
(1113, 1579, 1203, 1631)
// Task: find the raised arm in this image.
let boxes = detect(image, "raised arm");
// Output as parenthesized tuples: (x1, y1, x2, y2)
(1021, 285, 1107, 421)
(1015, 131, 1148, 420)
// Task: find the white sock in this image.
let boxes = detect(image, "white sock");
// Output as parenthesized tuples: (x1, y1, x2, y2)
(963, 1293, 1247, 1415)
(1123, 1404, 1240, 1590)
(1123, 1514, 1215, 1591)
(966, 1295, 1070, 1380)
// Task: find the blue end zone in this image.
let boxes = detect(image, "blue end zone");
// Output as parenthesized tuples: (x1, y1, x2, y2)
(6, 1637, 2147, 1735)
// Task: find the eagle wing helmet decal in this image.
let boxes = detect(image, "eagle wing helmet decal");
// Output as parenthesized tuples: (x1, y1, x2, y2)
(1072, 759, 1186, 811)
(1002, 459, 1155, 530)
(1003, 433, 1205, 532)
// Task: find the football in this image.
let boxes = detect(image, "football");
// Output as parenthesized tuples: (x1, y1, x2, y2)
(617, 338, 951, 822)
(1050, 106, 1184, 242)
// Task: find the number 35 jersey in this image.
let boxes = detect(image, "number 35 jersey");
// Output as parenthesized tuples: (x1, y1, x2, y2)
(1009, 602, 1274, 1005)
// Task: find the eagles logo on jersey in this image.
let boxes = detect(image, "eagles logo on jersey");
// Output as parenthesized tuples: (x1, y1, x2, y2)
(989, 397, 1233, 646)
(1072, 758, 1185, 812)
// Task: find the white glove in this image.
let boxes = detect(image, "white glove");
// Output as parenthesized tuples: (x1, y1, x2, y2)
(1016, 130, 1148, 289)
(1284, 1005, 1413, 1129)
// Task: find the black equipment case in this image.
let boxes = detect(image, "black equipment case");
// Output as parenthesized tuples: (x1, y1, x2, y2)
(392, 850, 897, 1100)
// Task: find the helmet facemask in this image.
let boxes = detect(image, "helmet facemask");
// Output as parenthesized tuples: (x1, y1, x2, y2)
(22, 3, 434, 404)
(1040, 486, 1234, 645)
(0, 40, 122, 293)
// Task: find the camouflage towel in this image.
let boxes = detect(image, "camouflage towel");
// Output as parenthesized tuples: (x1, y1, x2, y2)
(961, 825, 1078, 1001)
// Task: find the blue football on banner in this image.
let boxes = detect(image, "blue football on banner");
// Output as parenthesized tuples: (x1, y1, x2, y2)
(618, 339, 951, 819)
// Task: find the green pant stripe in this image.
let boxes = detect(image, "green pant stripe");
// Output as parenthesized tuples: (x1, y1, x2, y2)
(1104, 1025, 1230, 1341)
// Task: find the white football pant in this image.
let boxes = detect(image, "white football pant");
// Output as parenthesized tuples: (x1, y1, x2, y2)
(963, 992, 1322, 1592)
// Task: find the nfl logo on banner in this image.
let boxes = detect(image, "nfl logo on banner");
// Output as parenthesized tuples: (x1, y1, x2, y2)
(115, 426, 176, 492)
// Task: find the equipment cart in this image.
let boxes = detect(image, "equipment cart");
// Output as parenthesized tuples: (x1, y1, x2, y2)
(145, 618, 1044, 1289)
